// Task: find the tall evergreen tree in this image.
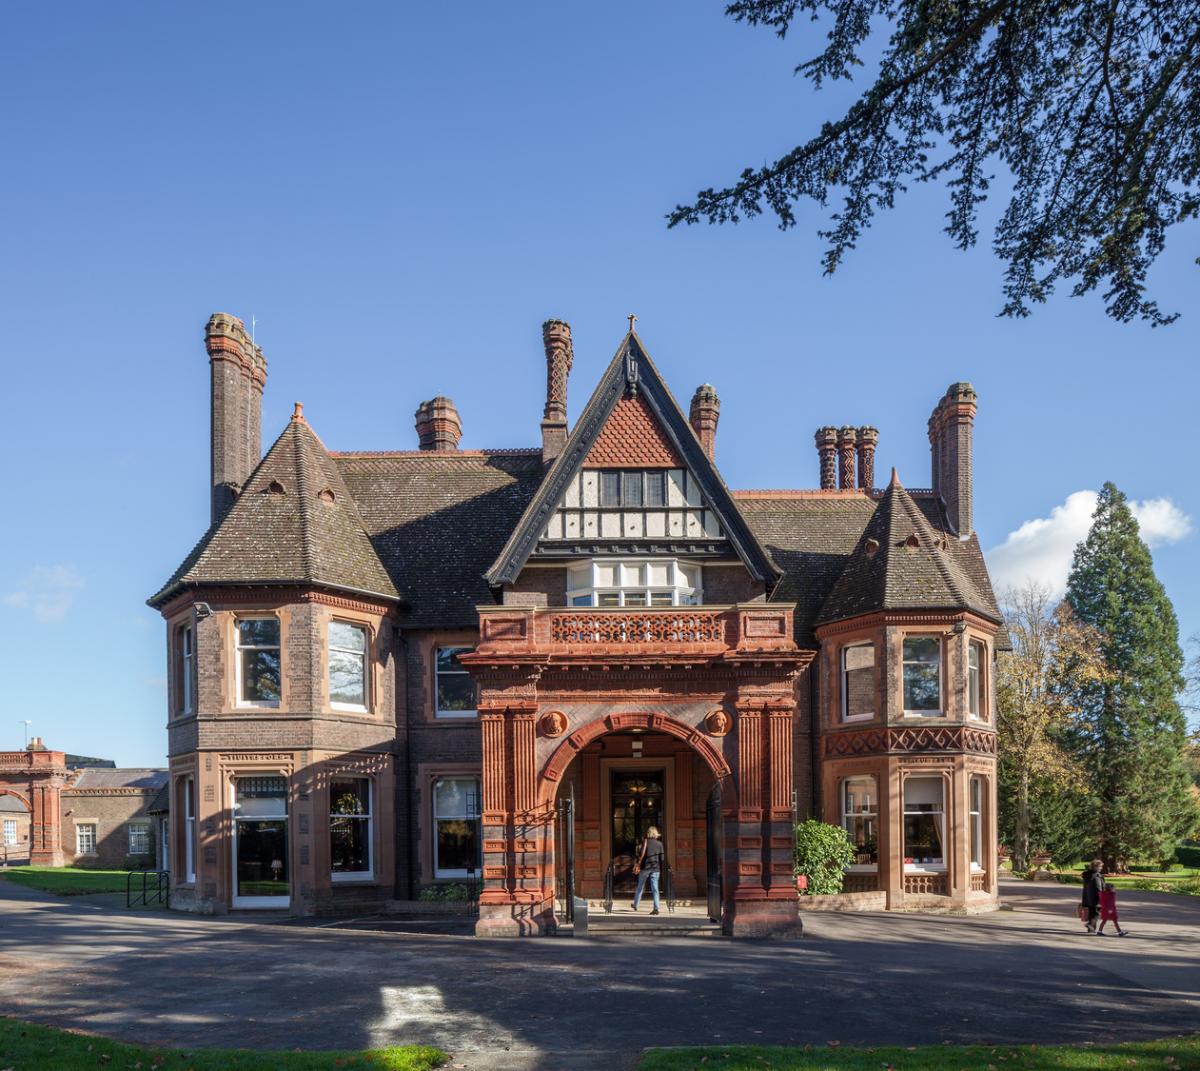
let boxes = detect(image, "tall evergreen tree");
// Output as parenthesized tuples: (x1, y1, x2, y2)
(1065, 483, 1197, 868)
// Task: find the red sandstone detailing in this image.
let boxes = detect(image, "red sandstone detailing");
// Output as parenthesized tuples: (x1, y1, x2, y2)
(512, 713, 536, 813)
(583, 394, 683, 468)
(822, 725, 997, 757)
(689, 384, 720, 461)
(814, 427, 839, 490)
(769, 710, 793, 811)
(738, 708, 762, 812)
(328, 448, 542, 458)
(550, 610, 724, 645)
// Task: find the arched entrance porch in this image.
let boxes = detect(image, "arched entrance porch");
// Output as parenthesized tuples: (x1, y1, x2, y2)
(0, 790, 32, 865)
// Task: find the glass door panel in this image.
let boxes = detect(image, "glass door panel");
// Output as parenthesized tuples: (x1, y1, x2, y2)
(232, 776, 289, 908)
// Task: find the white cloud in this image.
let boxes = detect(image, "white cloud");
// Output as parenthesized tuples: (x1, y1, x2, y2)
(3, 564, 85, 624)
(987, 491, 1193, 599)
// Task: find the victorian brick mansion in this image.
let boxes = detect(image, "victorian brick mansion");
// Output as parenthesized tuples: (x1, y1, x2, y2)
(145, 313, 1002, 936)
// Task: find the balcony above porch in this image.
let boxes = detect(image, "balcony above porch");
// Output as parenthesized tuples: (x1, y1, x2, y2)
(469, 603, 802, 665)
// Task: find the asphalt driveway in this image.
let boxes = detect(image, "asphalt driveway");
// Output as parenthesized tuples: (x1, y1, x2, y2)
(0, 876, 1196, 1071)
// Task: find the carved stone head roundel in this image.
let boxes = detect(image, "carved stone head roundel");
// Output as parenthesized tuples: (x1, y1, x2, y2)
(541, 710, 568, 738)
(705, 709, 730, 737)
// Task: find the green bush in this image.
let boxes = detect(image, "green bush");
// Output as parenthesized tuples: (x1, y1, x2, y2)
(417, 882, 478, 902)
(793, 820, 855, 896)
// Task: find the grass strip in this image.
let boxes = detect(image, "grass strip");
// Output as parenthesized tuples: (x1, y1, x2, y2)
(0, 1017, 447, 1070)
(638, 1035, 1200, 1070)
(0, 867, 133, 895)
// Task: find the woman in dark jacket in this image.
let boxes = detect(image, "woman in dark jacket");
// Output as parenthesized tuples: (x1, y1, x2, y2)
(1081, 858, 1105, 933)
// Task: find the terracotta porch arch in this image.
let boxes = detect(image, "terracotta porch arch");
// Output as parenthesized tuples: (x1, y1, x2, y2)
(0, 789, 32, 812)
(538, 710, 733, 809)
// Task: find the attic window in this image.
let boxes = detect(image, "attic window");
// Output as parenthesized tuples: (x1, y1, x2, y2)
(318, 488, 336, 505)
(264, 480, 286, 496)
(864, 538, 880, 558)
(903, 533, 920, 549)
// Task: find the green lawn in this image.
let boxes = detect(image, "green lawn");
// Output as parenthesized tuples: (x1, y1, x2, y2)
(0, 867, 133, 895)
(638, 1036, 1200, 1070)
(0, 1018, 446, 1071)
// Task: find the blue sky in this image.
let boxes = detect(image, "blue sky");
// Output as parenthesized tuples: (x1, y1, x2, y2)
(1, 3, 1196, 766)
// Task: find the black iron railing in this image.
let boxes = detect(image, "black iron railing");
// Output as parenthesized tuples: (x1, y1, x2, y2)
(126, 869, 169, 908)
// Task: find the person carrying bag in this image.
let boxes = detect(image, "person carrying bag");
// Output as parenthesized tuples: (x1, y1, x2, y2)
(631, 826, 664, 915)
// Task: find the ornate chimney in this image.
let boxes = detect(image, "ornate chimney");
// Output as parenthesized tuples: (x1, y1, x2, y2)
(689, 384, 720, 460)
(928, 383, 977, 537)
(415, 396, 462, 452)
(838, 426, 858, 489)
(541, 319, 574, 464)
(856, 426, 879, 490)
(815, 427, 838, 489)
(206, 312, 267, 526)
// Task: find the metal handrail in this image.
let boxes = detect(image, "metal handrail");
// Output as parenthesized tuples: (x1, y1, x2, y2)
(126, 869, 169, 909)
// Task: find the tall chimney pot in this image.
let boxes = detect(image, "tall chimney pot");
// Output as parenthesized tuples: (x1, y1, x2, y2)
(815, 427, 838, 489)
(206, 312, 267, 526)
(856, 426, 879, 490)
(541, 319, 574, 464)
(928, 383, 977, 537)
(837, 426, 858, 489)
(689, 384, 720, 461)
(415, 396, 462, 452)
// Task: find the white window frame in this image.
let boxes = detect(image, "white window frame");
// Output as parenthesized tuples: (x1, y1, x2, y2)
(330, 777, 374, 882)
(184, 777, 196, 883)
(128, 822, 150, 856)
(902, 635, 943, 716)
(329, 620, 370, 713)
(566, 559, 703, 608)
(967, 639, 985, 720)
(76, 823, 97, 855)
(179, 623, 194, 715)
(970, 776, 984, 870)
(902, 776, 946, 872)
(230, 775, 290, 909)
(2, 818, 16, 846)
(235, 615, 282, 708)
(841, 776, 878, 872)
(840, 643, 875, 722)
(433, 777, 481, 879)
(434, 646, 477, 719)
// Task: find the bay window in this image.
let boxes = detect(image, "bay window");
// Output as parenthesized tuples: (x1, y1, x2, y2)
(841, 777, 878, 867)
(236, 617, 281, 706)
(841, 643, 875, 720)
(330, 777, 372, 880)
(903, 777, 944, 869)
(329, 621, 368, 711)
(435, 647, 477, 718)
(567, 559, 702, 608)
(902, 636, 941, 714)
(434, 777, 481, 878)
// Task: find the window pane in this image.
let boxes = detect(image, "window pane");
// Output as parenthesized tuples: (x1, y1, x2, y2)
(843, 644, 874, 718)
(621, 472, 643, 507)
(904, 777, 943, 809)
(600, 471, 620, 507)
(235, 776, 288, 817)
(571, 594, 593, 606)
(903, 636, 939, 663)
(239, 618, 279, 647)
(645, 472, 666, 506)
(623, 591, 648, 606)
(329, 650, 365, 706)
(437, 673, 476, 712)
(241, 649, 281, 702)
(436, 647, 468, 674)
(598, 592, 620, 607)
(331, 817, 370, 873)
(330, 621, 366, 652)
(649, 591, 673, 606)
(435, 778, 480, 818)
(903, 638, 940, 711)
(437, 819, 479, 872)
(968, 642, 980, 670)
(904, 813, 943, 864)
(330, 779, 370, 816)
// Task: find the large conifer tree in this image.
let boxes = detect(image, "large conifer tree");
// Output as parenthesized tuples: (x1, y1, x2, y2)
(1064, 483, 1196, 867)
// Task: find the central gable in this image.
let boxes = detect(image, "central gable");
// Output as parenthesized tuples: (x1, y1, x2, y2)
(485, 331, 780, 585)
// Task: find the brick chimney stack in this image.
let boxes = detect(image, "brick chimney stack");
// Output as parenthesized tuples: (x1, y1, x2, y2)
(689, 384, 720, 460)
(206, 312, 268, 526)
(815, 427, 838, 489)
(856, 426, 879, 490)
(415, 396, 462, 451)
(541, 319, 574, 464)
(928, 382, 977, 537)
(838, 426, 858, 489)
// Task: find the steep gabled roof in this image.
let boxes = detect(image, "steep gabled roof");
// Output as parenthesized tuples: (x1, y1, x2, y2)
(817, 472, 1001, 627)
(485, 331, 780, 586)
(148, 412, 398, 607)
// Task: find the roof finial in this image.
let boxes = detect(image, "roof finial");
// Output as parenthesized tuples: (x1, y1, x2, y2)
(627, 313, 637, 333)
(292, 402, 305, 423)
(889, 466, 901, 488)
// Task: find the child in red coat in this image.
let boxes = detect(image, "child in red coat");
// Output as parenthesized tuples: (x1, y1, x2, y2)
(1097, 887, 1128, 936)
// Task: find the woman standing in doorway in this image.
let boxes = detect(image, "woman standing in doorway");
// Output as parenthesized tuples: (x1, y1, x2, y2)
(632, 826, 664, 915)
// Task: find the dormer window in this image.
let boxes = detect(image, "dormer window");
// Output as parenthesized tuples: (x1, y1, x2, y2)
(567, 559, 702, 607)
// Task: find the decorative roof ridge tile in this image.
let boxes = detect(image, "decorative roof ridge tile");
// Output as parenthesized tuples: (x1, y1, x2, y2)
(733, 489, 875, 499)
(330, 448, 542, 458)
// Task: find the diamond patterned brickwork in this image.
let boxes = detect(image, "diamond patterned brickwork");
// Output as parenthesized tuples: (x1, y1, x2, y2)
(583, 394, 684, 468)
(822, 725, 997, 757)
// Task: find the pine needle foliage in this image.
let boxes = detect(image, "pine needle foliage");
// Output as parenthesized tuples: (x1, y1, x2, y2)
(1063, 482, 1198, 868)
(668, 0, 1200, 324)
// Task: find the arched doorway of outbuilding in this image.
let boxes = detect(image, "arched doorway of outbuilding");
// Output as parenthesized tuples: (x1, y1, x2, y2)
(0, 790, 32, 865)
(539, 712, 733, 929)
